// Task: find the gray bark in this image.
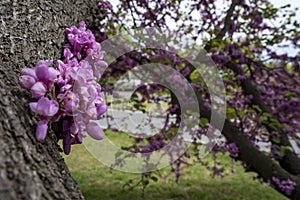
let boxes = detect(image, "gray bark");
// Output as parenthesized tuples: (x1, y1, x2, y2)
(0, 0, 100, 199)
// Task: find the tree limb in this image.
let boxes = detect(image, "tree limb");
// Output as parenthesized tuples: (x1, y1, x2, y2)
(226, 61, 300, 175)
(194, 89, 300, 199)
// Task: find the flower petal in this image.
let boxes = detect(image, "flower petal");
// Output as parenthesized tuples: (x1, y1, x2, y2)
(75, 134, 82, 143)
(95, 60, 108, 68)
(32, 97, 59, 117)
(48, 68, 60, 80)
(31, 82, 47, 98)
(19, 75, 36, 89)
(35, 97, 48, 115)
(70, 122, 79, 134)
(46, 100, 59, 117)
(96, 103, 107, 119)
(35, 60, 52, 83)
(29, 102, 38, 113)
(63, 48, 73, 60)
(21, 68, 37, 80)
(35, 120, 48, 141)
(86, 121, 104, 140)
(36, 97, 59, 117)
(64, 99, 73, 114)
(63, 133, 71, 155)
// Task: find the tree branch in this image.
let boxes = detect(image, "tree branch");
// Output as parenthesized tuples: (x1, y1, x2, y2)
(226, 61, 300, 175)
(205, 0, 241, 51)
(192, 0, 300, 176)
(216, 0, 241, 40)
(194, 89, 300, 199)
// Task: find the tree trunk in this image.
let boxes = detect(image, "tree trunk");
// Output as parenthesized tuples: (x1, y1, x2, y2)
(0, 1, 100, 199)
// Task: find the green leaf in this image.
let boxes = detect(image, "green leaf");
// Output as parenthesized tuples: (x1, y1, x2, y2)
(271, 137, 280, 144)
(281, 146, 294, 153)
(252, 105, 262, 112)
(200, 117, 209, 127)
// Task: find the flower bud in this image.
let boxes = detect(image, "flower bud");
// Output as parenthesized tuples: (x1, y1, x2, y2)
(31, 82, 47, 98)
(96, 103, 107, 119)
(35, 120, 48, 141)
(19, 75, 36, 89)
(21, 68, 37, 80)
(86, 121, 104, 140)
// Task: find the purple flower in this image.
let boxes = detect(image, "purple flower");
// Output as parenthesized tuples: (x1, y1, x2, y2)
(63, 48, 73, 60)
(86, 121, 104, 140)
(99, 1, 113, 10)
(63, 132, 72, 155)
(228, 143, 239, 157)
(35, 60, 60, 84)
(19, 75, 36, 89)
(21, 68, 38, 80)
(96, 103, 107, 119)
(29, 97, 59, 117)
(30, 82, 47, 98)
(19, 22, 108, 154)
(74, 114, 87, 134)
(35, 120, 48, 141)
(86, 105, 98, 120)
(74, 133, 83, 143)
(95, 60, 107, 68)
(271, 177, 296, 195)
(236, 74, 246, 81)
(70, 122, 79, 134)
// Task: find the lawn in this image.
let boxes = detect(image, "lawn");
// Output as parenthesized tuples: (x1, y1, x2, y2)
(63, 130, 287, 200)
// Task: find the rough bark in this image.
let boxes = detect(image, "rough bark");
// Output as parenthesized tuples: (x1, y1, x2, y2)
(0, 1, 100, 199)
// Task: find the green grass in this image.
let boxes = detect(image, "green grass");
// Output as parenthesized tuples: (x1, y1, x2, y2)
(63, 130, 287, 200)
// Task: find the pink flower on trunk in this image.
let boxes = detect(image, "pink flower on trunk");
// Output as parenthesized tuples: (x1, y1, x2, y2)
(29, 97, 59, 117)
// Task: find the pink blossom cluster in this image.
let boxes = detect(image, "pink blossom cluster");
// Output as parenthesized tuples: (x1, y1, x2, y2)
(19, 22, 107, 154)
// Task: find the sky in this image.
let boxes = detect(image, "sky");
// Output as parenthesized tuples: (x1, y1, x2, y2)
(271, 0, 300, 11)
(269, 0, 300, 56)
(270, 0, 300, 22)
